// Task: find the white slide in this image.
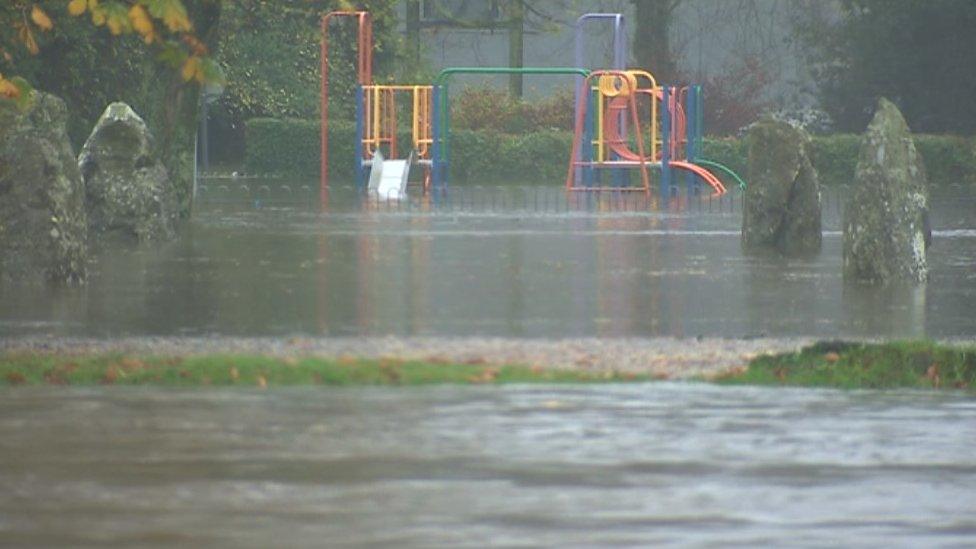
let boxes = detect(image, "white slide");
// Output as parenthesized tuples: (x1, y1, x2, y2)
(367, 150, 412, 200)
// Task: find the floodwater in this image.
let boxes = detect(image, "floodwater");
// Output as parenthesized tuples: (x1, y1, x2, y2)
(1, 182, 974, 339)
(1, 384, 974, 547)
(2, 183, 975, 547)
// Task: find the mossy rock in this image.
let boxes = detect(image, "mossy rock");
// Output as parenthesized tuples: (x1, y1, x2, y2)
(843, 98, 930, 284)
(742, 118, 822, 255)
(79, 102, 177, 241)
(0, 92, 87, 285)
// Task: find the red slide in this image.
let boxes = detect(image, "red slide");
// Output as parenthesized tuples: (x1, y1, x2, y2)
(604, 97, 725, 195)
(668, 161, 727, 195)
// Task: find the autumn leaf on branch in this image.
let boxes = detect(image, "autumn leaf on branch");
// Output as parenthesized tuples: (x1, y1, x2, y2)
(144, 0, 192, 33)
(30, 5, 53, 31)
(67, 0, 87, 17)
(1, 0, 221, 103)
(16, 22, 39, 55)
(0, 72, 34, 110)
(128, 4, 156, 43)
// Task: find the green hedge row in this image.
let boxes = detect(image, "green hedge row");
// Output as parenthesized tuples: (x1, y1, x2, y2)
(245, 118, 976, 187)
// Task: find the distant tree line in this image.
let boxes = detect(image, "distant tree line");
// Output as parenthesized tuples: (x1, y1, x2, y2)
(798, 0, 976, 134)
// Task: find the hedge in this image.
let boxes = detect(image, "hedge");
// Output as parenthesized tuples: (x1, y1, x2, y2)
(245, 118, 976, 187)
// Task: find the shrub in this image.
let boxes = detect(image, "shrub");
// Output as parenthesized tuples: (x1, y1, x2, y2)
(245, 118, 358, 179)
(244, 117, 975, 188)
(450, 88, 519, 133)
(499, 130, 574, 182)
(809, 134, 860, 186)
(700, 138, 748, 178)
(915, 135, 976, 186)
(448, 129, 506, 183)
(695, 57, 772, 136)
(451, 87, 575, 134)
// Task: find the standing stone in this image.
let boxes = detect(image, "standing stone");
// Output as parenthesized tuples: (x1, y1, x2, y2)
(0, 92, 87, 284)
(742, 118, 822, 255)
(79, 102, 177, 241)
(843, 98, 930, 284)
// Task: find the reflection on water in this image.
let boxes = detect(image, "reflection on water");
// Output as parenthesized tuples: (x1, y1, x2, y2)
(0, 384, 974, 547)
(0, 184, 974, 338)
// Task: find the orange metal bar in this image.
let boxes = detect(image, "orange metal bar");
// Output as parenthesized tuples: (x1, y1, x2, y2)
(566, 71, 650, 194)
(321, 11, 372, 200)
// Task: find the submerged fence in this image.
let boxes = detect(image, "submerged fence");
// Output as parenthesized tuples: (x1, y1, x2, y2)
(194, 177, 850, 220)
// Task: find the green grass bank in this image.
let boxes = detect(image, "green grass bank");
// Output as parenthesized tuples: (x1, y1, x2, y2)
(2, 341, 974, 390)
(245, 117, 976, 187)
(719, 341, 976, 391)
(0, 354, 648, 387)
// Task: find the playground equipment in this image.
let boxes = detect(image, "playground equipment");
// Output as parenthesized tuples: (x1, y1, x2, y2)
(320, 11, 434, 199)
(319, 10, 745, 203)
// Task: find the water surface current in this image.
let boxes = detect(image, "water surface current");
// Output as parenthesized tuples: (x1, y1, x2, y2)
(1, 184, 974, 338)
(1, 384, 974, 547)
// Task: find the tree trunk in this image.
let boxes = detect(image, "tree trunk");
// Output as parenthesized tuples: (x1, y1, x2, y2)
(405, 0, 421, 69)
(152, 0, 222, 216)
(508, 0, 524, 98)
(632, 0, 678, 84)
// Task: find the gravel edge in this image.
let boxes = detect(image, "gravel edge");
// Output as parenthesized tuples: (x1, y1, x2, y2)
(0, 336, 822, 379)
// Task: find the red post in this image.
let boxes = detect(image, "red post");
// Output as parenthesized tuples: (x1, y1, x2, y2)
(321, 11, 373, 206)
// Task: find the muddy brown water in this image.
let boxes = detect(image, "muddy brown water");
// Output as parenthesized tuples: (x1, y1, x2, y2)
(1, 185, 974, 338)
(1, 183, 974, 547)
(0, 384, 974, 547)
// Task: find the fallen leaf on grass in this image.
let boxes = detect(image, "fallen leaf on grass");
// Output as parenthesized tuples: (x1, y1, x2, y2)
(43, 370, 66, 385)
(119, 358, 145, 372)
(468, 368, 499, 384)
(5, 372, 26, 385)
(925, 364, 941, 388)
(102, 366, 119, 384)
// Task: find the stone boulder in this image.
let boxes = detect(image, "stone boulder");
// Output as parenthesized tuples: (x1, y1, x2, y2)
(742, 118, 822, 255)
(79, 102, 176, 241)
(0, 92, 87, 284)
(843, 98, 930, 284)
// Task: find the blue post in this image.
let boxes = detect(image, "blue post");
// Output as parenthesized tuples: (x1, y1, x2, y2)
(696, 85, 704, 160)
(685, 86, 697, 196)
(661, 86, 671, 202)
(441, 83, 450, 195)
(582, 86, 594, 187)
(431, 85, 441, 194)
(354, 86, 365, 193)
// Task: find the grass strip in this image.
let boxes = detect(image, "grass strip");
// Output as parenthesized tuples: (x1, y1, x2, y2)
(0, 353, 649, 387)
(718, 340, 976, 391)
